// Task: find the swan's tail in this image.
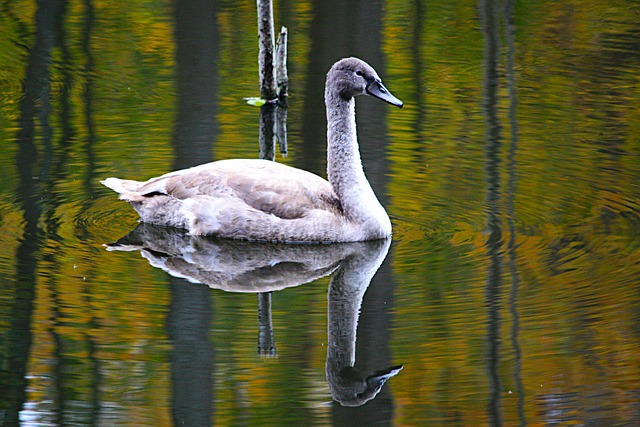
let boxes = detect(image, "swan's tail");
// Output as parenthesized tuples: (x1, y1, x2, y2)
(101, 177, 146, 202)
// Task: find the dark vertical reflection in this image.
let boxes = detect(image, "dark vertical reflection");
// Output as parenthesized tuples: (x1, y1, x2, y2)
(81, 0, 97, 198)
(345, 1, 389, 208)
(49, 266, 67, 427)
(172, 0, 218, 170)
(301, 0, 391, 192)
(166, 281, 214, 427)
(45, 0, 76, 420)
(79, 0, 103, 422)
(257, 292, 277, 356)
(259, 104, 277, 161)
(0, 0, 66, 425)
(411, 0, 428, 160)
(168, 0, 218, 425)
(347, 254, 397, 423)
(301, 0, 398, 424)
(479, 0, 503, 426)
(300, 0, 347, 174)
(504, 0, 525, 425)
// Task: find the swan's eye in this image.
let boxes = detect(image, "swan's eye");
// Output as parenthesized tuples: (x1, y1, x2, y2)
(355, 70, 364, 77)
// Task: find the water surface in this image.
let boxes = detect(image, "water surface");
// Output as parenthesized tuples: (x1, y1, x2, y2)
(1, 0, 640, 426)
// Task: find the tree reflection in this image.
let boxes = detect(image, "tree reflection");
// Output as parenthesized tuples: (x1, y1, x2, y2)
(168, 0, 219, 425)
(1, 0, 70, 425)
(479, 0, 503, 425)
(480, 0, 525, 425)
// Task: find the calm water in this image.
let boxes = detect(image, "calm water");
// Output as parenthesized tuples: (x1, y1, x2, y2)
(1, 0, 640, 426)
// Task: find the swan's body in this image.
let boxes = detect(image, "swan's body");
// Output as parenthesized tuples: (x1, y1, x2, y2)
(102, 57, 403, 243)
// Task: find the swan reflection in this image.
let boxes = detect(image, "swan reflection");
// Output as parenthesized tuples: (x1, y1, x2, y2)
(107, 223, 402, 406)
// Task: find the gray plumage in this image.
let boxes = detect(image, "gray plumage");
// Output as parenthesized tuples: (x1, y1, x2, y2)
(102, 57, 403, 243)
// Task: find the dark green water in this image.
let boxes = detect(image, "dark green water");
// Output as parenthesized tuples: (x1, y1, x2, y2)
(1, 0, 640, 425)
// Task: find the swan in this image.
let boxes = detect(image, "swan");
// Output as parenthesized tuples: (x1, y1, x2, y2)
(101, 57, 403, 243)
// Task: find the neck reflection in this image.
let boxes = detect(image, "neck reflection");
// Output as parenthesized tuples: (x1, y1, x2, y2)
(107, 224, 402, 409)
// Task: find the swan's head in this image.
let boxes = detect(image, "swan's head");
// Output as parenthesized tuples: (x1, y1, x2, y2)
(326, 57, 403, 108)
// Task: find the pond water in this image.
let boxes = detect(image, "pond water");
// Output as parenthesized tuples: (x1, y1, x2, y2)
(1, 0, 640, 426)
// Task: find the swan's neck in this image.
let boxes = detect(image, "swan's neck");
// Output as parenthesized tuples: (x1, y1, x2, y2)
(327, 263, 364, 368)
(326, 94, 388, 232)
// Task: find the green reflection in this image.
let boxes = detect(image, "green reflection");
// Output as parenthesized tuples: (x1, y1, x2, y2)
(0, 0, 639, 426)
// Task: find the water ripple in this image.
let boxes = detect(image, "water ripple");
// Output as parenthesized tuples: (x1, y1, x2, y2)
(74, 196, 140, 241)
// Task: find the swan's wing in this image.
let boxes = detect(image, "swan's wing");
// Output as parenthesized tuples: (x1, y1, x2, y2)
(135, 159, 342, 220)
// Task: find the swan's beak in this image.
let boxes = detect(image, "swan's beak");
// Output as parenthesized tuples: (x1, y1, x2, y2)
(366, 79, 403, 108)
(365, 365, 404, 391)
